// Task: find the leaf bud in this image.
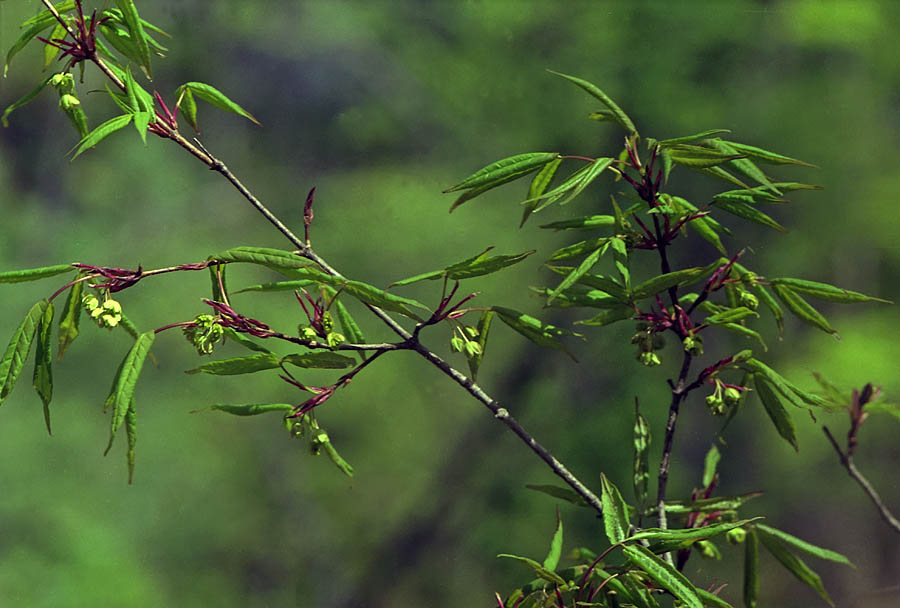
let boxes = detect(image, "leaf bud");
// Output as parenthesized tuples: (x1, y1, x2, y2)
(726, 527, 747, 545)
(682, 334, 703, 356)
(639, 351, 661, 367)
(739, 291, 759, 311)
(696, 540, 721, 560)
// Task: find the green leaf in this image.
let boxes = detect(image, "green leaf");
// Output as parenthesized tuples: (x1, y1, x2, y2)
(467, 310, 493, 381)
(695, 165, 752, 189)
(71, 113, 133, 159)
(718, 322, 767, 351)
(523, 162, 594, 212)
(609, 237, 630, 290)
(185, 352, 280, 375)
(539, 214, 616, 231)
(669, 144, 746, 169)
(114, 0, 153, 78)
(770, 278, 890, 304)
(0, 264, 73, 284)
(696, 587, 734, 608)
(211, 246, 313, 272)
(496, 554, 567, 586)
(281, 352, 355, 369)
(689, 216, 728, 255)
(521, 157, 562, 226)
(542, 513, 564, 572)
(722, 141, 816, 167)
(547, 70, 637, 134)
(205, 403, 294, 416)
(333, 298, 365, 361)
(754, 375, 799, 451)
(546, 266, 628, 301)
(524, 484, 589, 508)
(0, 300, 49, 405)
(704, 306, 758, 325)
(318, 434, 354, 478)
(650, 492, 764, 516)
(772, 283, 836, 336)
(176, 87, 199, 131)
(43, 20, 67, 66)
(57, 279, 83, 359)
(444, 152, 560, 193)
(104, 331, 155, 455)
(622, 545, 702, 608)
(491, 306, 580, 356)
(547, 246, 603, 304)
(533, 286, 623, 310)
(547, 238, 611, 262)
(448, 168, 540, 213)
(4, 15, 60, 76)
(176, 81, 261, 125)
(744, 528, 759, 608)
(575, 305, 634, 327)
(633, 404, 651, 507)
(627, 518, 762, 552)
(702, 444, 720, 488)
(757, 529, 834, 606)
(2, 74, 54, 127)
(754, 284, 784, 337)
(222, 327, 271, 354)
(713, 199, 786, 232)
(32, 300, 54, 434)
(754, 524, 853, 566)
(600, 473, 630, 544)
(631, 264, 718, 301)
(446, 249, 535, 281)
(705, 139, 780, 194)
(658, 129, 731, 146)
(20, 2, 77, 27)
(557, 157, 614, 206)
(125, 400, 137, 484)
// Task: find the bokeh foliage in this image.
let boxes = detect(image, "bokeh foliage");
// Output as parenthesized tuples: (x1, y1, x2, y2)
(0, 1, 898, 606)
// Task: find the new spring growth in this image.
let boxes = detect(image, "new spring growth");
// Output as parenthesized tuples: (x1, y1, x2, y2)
(82, 293, 122, 328)
(296, 290, 345, 348)
(682, 333, 703, 356)
(726, 527, 748, 545)
(632, 322, 664, 367)
(705, 378, 744, 415)
(182, 314, 224, 355)
(450, 325, 482, 360)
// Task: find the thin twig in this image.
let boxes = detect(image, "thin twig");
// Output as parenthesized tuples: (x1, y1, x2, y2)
(823, 426, 900, 533)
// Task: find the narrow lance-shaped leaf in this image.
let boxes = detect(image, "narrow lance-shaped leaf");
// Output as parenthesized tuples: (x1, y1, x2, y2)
(333, 299, 366, 361)
(658, 129, 731, 146)
(770, 278, 890, 304)
(490, 306, 580, 357)
(772, 283, 836, 336)
(631, 263, 720, 301)
(722, 141, 817, 167)
(576, 305, 634, 327)
(0, 264, 73, 284)
(445, 152, 560, 193)
(622, 545, 702, 608)
(32, 301, 54, 434)
(4, 15, 59, 76)
(447, 249, 535, 280)
(175, 82, 261, 125)
(185, 352, 280, 376)
(468, 309, 493, 381)
(125, 400, 136, 484)
(71, 114, 133, 159)
(633, 403, 651, 507)
(2, 74, 54, 127)
(754, 524, 853, 566)
(21, 1, 78, 28)
(496, 554, 567, 586)
(282, 352, 355, 369)
(547, 70, 637, 134)
(547, 237, 611, 262)
(557, 157, 614, 206)
(542, 511, 564, 572)
(539, 214, 616, 231)
(744, 528, 759, 608)
(754, 374, 798, 451)
(203, 403, 294, 416)
(704, 306, 758, 325)
(105, 331, 155, 455)
(547, 246, 603, 304)
(524, 484, 589, 508)
(706, 139, 780, 195)
(222, 327, 271, 354)
(702, 444, 720, 488)
(600, 473, 630, 544)
(757, 528, 834, 606)
(43, 20, 67, 66)
(627, 518, 763, 552)
(521, 157, 562, 226)
(177, 87, 199, 131)
(754, 284, 784, 337)
(649, 492, 763, 516)
(713, 199, 786, 232)
(115, 0, 153, 78)
(57, 279, 83, 359)
(523, 162, 593, 211)
(0, 300, 50, 405)
(609, 237, 630, 290)
(696, 588, 734, 608)
(211, 246, 313, 273)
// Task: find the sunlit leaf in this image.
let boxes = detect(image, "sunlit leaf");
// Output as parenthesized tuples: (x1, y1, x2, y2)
(706, 139, 780, 194)
(467, 309, 493, 381)
(754, 284, 784, 337)
(658, 129, 731, 146)
(539, 214, 616, 231)
(547, 246, 603, 303)
(57, 279, 83, 359)
(622, 545, 702, 608)
(575, 305, 634, 327)
(176, 81, 261, 125)
(0, 300, 49, 406)
(722, 141, 817, 167)
(115, 0, 153, 78)
(547, 70, 637, 134)
(521, 157, 562, 226)
(71, 113, 133, 159)
(32, 301, 54, 434)
(203, 403, 294, 416)
(444, 152, 559, 193)
(627, 518, 762, 552)
(702, 444, 720, 488)
(633, 404, 651, 507)
(105, 331, 155, 455)
(542, 512, 564, 572)
(211, 246, 313, 272)
(333, 298, 365, 361)
(754, 524, 853, 566)
(754, 375, 798, 451)
(647, 492, 764, 517)
(703, 306, 758, 325)
(713, 199, 786, 232)
(631, 263, 719, 301)
(185, 352, 280, 375)
(757, 529, 834, 606)
(772, 283, 836, 336)
(770, 278, 890, 304)
(600, 473, 630, 544)
(491, 306, 580, 356)
(0, 264, 73, 283)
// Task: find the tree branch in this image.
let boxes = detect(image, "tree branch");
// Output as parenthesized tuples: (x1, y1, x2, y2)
(823, 426, 900, 534)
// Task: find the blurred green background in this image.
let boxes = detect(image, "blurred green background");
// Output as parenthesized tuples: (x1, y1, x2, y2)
(1, 1, 898, 606)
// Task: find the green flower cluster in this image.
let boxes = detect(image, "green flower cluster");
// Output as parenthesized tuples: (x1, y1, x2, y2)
(182, 314, 224, 355)
(82, 293, 122, 329)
